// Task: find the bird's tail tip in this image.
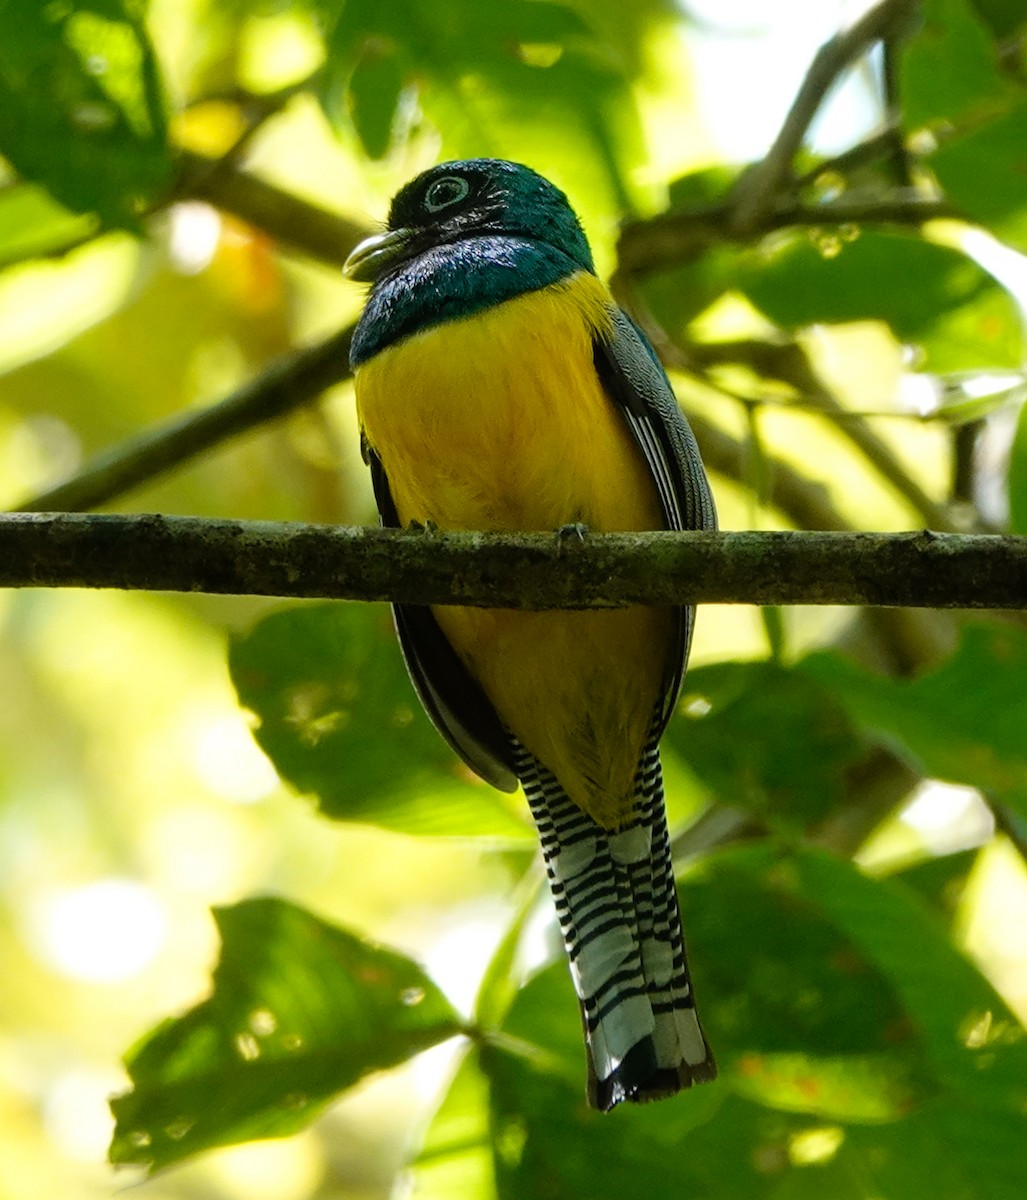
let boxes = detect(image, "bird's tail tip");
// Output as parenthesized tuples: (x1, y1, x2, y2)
(588, 1034, 717, 1112)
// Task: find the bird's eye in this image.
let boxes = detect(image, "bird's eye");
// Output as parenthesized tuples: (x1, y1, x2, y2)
(423, 175, 470, 213)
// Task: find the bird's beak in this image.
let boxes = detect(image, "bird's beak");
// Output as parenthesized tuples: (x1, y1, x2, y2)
(343, 228, 416, 282)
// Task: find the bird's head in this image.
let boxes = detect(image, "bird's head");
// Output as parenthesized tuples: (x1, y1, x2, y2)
(343, 159, 594, 283)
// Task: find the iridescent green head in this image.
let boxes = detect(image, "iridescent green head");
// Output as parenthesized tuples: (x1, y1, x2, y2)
(346, 159, 596, 364)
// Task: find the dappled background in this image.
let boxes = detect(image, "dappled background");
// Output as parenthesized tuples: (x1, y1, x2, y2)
(2, 1, 1027, 1198)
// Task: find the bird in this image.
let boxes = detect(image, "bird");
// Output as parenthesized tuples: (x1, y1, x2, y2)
(343, 158, 717, 1111)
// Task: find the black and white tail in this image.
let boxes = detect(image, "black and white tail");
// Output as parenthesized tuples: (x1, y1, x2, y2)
(515, 733, 715, 1111)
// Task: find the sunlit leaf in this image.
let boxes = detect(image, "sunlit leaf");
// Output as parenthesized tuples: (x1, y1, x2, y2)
(729, 1051, 916, 1122)
(110, 897, 464, 1172)
(0, 0, 171, 225)
(900, 0, 1014, 131)
(230, 603, 531, 838)
(0, 184, 98, 267)
(412, 1051, 497, 1200)
(666, 660, 870, 831)
(738, 231, 1023, 371)
(801, 624, 1027, 818)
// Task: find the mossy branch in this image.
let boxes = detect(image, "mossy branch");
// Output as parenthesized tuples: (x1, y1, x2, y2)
(2, 514, 1026, 609)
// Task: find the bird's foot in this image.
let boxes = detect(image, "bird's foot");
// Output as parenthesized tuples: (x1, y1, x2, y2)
(557, 522, 589, 544)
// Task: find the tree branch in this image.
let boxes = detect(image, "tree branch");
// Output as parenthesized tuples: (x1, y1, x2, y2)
(2, 515, 1026, 609)
(728, 0, 920, 234)
(175, 152, 370, 268)
(13, 328, 354, 513)
(617, 191, 951, 277)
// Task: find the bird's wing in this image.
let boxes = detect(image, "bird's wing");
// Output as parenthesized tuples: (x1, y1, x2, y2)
(365, 440, 519, 793)
(592, 308, 717, 730)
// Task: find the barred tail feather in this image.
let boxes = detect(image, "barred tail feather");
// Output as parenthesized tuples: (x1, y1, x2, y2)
(515, 735, 716, 1111)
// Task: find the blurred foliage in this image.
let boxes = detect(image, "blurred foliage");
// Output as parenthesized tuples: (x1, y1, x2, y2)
(3, 2, 1027, 1200)
(110, 897, 463, 1170)
(229, 603, 530, 836)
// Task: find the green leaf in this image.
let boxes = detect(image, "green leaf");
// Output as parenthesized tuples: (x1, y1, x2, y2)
(665, 660, 870, 831)
(485, 1017, 944, 1199)
(788, 849, 1027, 1199)
(345, 40, 407, 159)
(0, 0, 171, 225)
(899, 0, 1027, 245)
(889, 848, 980, 923)
(900, 0, 1014, 131)
(485, 1046, 737, 1200)
(801, 624, 1027, 818)
(0, 184, 98, 267)
(485, 845, 1027, 1199)
(319, 0, 644, 210)
(968, 0, 1027, 38)
(473, 868, 545, 1030)
(637, 244, 739, 333)
(411, 1051, 497, 1200)
(928, 98, 1027, 246)
(110, 897, 463, 1172)
(229, 604, 531, 838)
(681, 850, 927, 1108)
(738, 231, 1023, 371)
(922, 277, 1026, 374)
(498, 848, 925, 1121)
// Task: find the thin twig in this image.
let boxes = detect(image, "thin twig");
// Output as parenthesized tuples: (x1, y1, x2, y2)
(729, 0, 920, 234)
(792, 126, 905, 190)
(619, 290, 953, 533)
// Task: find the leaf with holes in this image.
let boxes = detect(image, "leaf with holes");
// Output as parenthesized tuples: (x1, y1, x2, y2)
(230, 603, 530, 838)
(666, 660, 870, 832)
(110, 897, 464, 1172)
(738, 231, 1023, 372)
(0, 0, 170, 225)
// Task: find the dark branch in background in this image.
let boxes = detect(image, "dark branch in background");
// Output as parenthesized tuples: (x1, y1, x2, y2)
(617, 191, 951, 277)
(3, 515, 1027, 609)
(751, 361, 959, 533)
(728, 0, 920, 234)
(14, 328, 354, 513)
(792, 126, 905, 190)
(176, 151, 370, 267)
(684, 410, 851, 532)
(622, 301, 956, 534)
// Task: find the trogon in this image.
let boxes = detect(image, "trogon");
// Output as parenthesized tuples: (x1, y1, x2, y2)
(344, 158, 717, 1111)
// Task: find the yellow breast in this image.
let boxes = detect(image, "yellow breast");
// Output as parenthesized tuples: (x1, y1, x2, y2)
(355, 271, 672, 827)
